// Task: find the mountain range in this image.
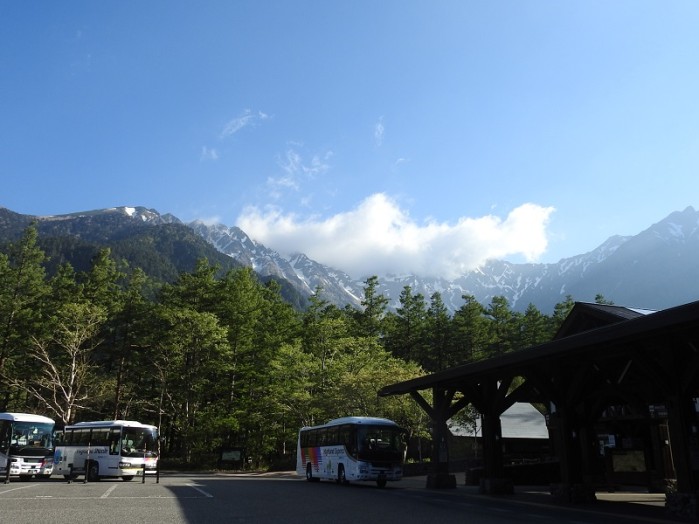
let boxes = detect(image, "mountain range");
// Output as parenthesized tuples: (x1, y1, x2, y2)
(2, 205, 698, 314)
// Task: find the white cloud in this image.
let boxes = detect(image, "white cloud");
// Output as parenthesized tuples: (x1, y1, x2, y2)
(393, 157, 409, 171)
(220, 109, 270, 139)
(278, 147, 331, 176)
(374, 117, 385, 147)
(236, 194, 555, 280)
(200, 146, 219, 161)
(266, 146, 332, 201)
(195, 215, 222, 226)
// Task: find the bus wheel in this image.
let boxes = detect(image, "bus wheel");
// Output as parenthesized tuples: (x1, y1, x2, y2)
(377, 477, 387, 488)
(87, 461, 100, 482)
(122, 475, 134, 482)
(337, 465, 348, 485)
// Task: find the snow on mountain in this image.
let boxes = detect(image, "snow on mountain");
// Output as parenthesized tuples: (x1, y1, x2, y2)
(180, 206, 699, 313)
(7, 203, 699, 313)
(30, 204, 693, 314)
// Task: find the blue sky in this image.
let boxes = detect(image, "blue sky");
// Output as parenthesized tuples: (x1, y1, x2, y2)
(2, 1, 699, 279)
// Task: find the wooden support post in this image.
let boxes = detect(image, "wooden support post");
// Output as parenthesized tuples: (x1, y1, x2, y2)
(411, 388, 457, 489)
(664, 395, 699, 519)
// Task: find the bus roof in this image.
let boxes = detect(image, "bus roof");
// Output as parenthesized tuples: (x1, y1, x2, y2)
(66, 420, 157, 430)
(302, 416, 401, 431)
(0, 412, 55, 424)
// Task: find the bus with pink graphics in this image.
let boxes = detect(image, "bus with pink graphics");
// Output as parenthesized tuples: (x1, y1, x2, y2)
(296, 416, 406, 488)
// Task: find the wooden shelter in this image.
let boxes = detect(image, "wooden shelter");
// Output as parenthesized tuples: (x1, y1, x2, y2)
(379, 300, 699, 511)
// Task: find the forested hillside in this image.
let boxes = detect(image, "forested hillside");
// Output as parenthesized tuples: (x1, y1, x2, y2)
(0, 206, 308, 309)
(0, 225, 576, 468)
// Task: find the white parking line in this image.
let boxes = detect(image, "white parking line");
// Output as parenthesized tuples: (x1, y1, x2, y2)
(100, 484, 118, 498)
(0, 484, 42, 495)
(187, 484, 213, 498)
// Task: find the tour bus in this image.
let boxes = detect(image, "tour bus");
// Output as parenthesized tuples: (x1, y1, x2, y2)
(53, 420, 159, 481)
(296, 416, 406, 487)
(0, 412, 56, 480)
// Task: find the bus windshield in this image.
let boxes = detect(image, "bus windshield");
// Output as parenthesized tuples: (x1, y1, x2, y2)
(120, 427, 158, 458)
(7, 422, 54, 455)
(357, 425, 405, 455)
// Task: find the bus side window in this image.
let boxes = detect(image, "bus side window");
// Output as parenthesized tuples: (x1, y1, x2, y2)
(109, 429, 121, 455)
(92, 429, 109, 447)
(339, 425, 356, 456)
(307, 429, 317, 448)
(0, 421, 9, 452)
(326, 426, 339, 446)
(79, 429, 92, 446)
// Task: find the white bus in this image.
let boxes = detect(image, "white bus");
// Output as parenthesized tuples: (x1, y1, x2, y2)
(296, 416, 406, 488)
(0, 412, 56, 480)
(53, 420, 159, 482)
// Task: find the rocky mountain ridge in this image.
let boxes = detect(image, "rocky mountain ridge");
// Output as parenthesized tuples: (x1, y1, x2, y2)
(3, 205, 698, 313)
(186, 206, 699, 313)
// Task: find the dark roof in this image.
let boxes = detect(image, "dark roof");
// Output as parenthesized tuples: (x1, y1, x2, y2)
(554, 302, 656, 339)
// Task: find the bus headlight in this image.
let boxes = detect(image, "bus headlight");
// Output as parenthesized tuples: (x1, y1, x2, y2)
(119, 462, 133, 469)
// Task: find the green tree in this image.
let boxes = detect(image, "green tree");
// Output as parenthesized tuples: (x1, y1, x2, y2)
(424, 292, 452, 371)
(484, 296, 516, 357)
(356, 276, 389, 339)
(160, 258, 219, 311)
(517, 303, 550, 348)
(81, 248, 124, 316)
(550, 295, 575, 337)
(0, 225, 49, 409)
(267, 340, 313, 457)
(10, 301, 107, 424)
(331, 339, 421, 417)
(302, 290, 349, 388)
(78, 249, 132, 418)
(385, 286, 427, 363)
(215, 268, 273, 429)
(238, 277, 300, 465)
(451, 295, 491, 362)
(595, 293, 614, 305)
(151, 260, 233, 460)
(148, 304, 229, 462)
(107, 268, 155, 420)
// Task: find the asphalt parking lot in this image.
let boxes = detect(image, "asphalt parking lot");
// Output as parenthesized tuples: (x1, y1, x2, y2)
(0, 472, 683, 524)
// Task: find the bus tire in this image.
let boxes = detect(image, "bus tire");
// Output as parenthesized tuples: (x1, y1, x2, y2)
(305, 464, 319, 482)
(87, 461, 100, 482)
(337, 464, 348, 485)
(122, 475, 134, 482)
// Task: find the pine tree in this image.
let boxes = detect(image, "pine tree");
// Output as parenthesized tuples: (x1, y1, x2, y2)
(424, 292, 452, 371)
(0, 225, 49, 410)
(385, 286, 427, 363)
(451, 294, 490, 362)
(484, 296, 516, 357)
(518, 303, 550, 348)
(357, 276, 389, 339)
